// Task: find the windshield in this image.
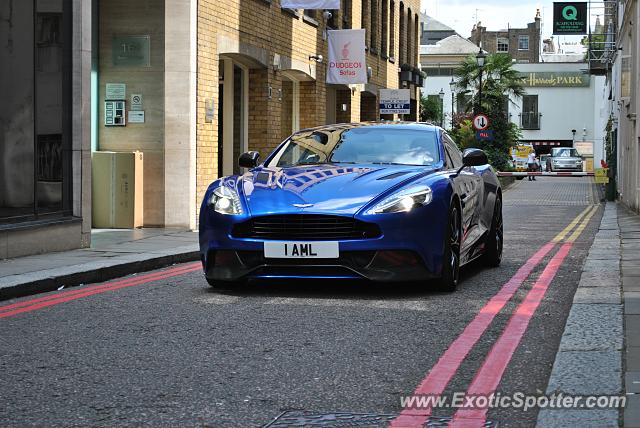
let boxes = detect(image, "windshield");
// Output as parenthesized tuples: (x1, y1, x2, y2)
(553, 148, 580, 157)
(267, 127, 440, 167)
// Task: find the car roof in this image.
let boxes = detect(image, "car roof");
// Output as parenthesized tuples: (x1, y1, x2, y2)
(294, 122, 442, 134)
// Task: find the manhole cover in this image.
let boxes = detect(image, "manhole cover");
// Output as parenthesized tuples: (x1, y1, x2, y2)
(262, 411, 498, 428)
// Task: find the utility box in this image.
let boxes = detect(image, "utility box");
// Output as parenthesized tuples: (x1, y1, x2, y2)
(92, 151, 144, 228)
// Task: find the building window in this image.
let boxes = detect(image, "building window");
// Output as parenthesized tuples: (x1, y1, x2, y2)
(406, 8, 413, 64)
(518, 35, 529, 50)
(381, 0, 388, 56)
(399, 2, 405, 64)
(341, 0, 351, 29)
(362, 0, 370, 47)
(1, 0, 73, 223)
(303, 9, 317, 20)
(497, 37, 509, 52)
(521, 95, 540, 129)
(327, 9, 338, 29)
(389, 0, 395, 60)
(370, 0, 378, 51)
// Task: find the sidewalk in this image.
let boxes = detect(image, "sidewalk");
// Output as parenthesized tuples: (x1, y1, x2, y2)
(619, 206, 640, 427)
(0, 228, 199, 300)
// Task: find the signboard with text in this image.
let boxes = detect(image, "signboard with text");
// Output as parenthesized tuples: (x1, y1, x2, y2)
(518, 72, 590, 87)
(327, 29, 367, 85)
(553, 2, 588, 35)
(379, 89, 410, 114)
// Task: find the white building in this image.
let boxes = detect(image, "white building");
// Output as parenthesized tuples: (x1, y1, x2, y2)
(511, 63, 607, 162)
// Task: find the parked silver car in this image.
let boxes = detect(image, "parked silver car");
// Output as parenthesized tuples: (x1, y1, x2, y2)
(546, 148, 583, 172)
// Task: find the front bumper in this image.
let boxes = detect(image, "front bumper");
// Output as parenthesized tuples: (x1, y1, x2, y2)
(201, 249, 436, 282)
(199, 203, 449, 283)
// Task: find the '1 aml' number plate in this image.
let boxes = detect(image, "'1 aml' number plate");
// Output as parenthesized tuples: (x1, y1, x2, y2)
(264, 241, 339, 258)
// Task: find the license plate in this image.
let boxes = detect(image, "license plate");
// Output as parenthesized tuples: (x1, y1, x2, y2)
(263, 241, 339, 258)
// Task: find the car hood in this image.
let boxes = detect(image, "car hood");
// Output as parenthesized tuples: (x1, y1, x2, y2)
(239, 164, 436, 216)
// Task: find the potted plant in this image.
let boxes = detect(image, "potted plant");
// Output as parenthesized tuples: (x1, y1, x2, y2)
(400, 63, 413, 82)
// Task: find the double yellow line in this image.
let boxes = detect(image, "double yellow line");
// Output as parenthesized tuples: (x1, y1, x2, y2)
(552, 204, 600, 244)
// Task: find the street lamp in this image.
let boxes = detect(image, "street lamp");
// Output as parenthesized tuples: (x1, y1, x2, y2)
(438, 88, 445, 127)
(449, 77, 456, 129)
(571, 129, 577, 146)
(475, 48, 486, 115)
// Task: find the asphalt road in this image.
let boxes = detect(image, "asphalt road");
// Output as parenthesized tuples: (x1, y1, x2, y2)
(0, 177, 602, 428)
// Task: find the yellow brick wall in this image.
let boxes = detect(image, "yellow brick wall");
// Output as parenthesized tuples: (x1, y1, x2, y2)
(196, 0, 421, 204)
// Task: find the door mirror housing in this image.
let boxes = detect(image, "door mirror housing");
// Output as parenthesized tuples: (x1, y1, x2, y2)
(462, 148, 488, 167)
(238, 151, 260, 168)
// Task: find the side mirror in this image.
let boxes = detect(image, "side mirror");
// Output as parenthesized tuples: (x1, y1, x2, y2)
(462, 148, 488, 167)
(238, 151, 260, 168)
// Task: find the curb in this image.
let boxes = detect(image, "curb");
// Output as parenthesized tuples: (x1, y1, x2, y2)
(0, 250, 200, 301)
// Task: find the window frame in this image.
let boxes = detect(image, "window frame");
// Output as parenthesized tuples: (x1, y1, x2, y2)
(497, 37, 509, 52)
(518, 35, 530, 51)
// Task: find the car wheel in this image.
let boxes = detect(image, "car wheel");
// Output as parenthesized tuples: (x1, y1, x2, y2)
(483, 196, 503, 267)
(206, 278, 243, 290)
(437, 203, 461, 292)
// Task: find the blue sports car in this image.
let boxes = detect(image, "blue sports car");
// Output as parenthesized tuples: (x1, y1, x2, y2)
(199, 122, 502, 291)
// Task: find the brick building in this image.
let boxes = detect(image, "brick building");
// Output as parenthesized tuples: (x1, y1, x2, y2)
(93, 0, 421, 235)
(470, 10, 541, 63)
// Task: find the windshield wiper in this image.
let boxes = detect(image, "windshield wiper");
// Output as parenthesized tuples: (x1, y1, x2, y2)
(330, 161, 357, 164)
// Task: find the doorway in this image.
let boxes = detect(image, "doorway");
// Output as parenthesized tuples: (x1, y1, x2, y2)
(218, 58, 248, 176)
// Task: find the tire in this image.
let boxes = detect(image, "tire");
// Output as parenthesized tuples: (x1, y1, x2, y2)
(206, 278, 244, 290)
(437, 203, 461, 292)
(483, 196, 503, 267)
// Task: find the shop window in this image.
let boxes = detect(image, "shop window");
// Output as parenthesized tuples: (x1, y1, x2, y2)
(0, 0, 72, 223)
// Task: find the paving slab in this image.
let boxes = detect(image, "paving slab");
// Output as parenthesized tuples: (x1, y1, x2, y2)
(578, 272, 621, 288)
(626, 315, 640, 347)
(546, 350, 622, 395)
(627, 348, 640, 372)
(573, 287, 621, 304)
(558, 304, 623, 351)
(536, 409, 619, 428)
(624, 394, 640, 428)
(625, 292, 640, 315)
(626, 372, 640, 394)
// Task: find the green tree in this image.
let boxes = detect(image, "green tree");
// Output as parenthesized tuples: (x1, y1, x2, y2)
(419, 95, 442, 123)
(452, 53, 525, 170)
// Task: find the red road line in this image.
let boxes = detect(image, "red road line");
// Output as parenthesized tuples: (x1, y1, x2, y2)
(389, 242, 556, 428)
(448, 243, 573, 427)
(0, 262, 201, 319)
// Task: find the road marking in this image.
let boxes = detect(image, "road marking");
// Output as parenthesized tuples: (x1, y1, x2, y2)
(0, 263, 201, 319)
(448, 207, 598, 427)
(389, 206, 597, 428)
(264, 297, 433, 312)
(195, 294, 242, 305)
(552, 205, 594, 243)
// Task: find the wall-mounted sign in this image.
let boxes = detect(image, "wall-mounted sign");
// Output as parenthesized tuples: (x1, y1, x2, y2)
(379, 89, 410, 114)
(105, 101, 126, 126)
(205, 98, 215, 123)
(553, 2, 588, 35)
(327, 29, 367, 85)
(128, 111, 145, 124)
(131, 94, 143, 110)
(112, 35, 151, 67)
(518, 72, 590, 87)
(106, 83, 126, 100)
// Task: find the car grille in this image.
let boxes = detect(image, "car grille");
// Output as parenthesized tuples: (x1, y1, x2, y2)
(231, 215, 382, 240)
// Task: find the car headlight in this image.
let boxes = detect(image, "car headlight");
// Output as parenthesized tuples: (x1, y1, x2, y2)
(367, 185, 433, 214)
(208, 186, 243, 215)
